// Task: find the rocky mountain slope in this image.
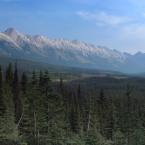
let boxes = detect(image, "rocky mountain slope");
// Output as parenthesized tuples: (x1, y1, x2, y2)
(0, 27, 145, 73)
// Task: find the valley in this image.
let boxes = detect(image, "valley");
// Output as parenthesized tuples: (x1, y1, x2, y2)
(0, 28, 145, 145)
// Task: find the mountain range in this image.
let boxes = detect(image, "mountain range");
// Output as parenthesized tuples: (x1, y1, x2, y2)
(0, 27, 145, 73)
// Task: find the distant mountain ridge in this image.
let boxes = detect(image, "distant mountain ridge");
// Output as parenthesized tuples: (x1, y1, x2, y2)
(0, 27, 145, 73)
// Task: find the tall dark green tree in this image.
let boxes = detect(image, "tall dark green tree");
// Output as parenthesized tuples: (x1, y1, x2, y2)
(0, 65, 6, 138)
(5, 63, 13, 84)
(125, 85, 133, 145)
(1, 65, 19, 141)
(12, 63, 22, 123)
(21, 72, 28, 94)
(106, 95, 114, 140)
(0, 65, 2, 92)
(43, 71, 51, 96)
(32, 70, 37, 86)
(59, 77, 64, 94)
(69, 93, 81, 134)
(20, 97, 35, 145)
(0, 65, 5, 116)
(97, 88, 108, 136)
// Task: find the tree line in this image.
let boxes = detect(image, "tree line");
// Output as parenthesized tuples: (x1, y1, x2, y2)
(0, 63, 145, 145)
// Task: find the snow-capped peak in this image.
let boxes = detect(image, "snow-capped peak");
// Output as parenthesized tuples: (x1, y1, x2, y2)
(30, 35, 50, 47)
(4, 28, 30, 44)
(4, 27, 17, 34)
(4, 27, 19, 40)
(1, 28, 126, 62)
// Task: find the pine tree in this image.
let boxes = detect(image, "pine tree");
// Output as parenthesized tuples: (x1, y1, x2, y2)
(21, 72, 28, 94)
(1, 83, 19, 141)
(113, 130, 126, 145)
(43, 70, 51, 96)
(12, 63, 22, 123)
(0, 65, 6, 140)
(59, 77, 64, 94)
(69, 93, 81, 134)
(30, 71, 38, 145)
(0, 65, 2, 93)
(0, 64, 19, 141)
(106, 95, 114, 140)
(125, 84, 132, 145)
(77, 84, 83, 111)
(5, 63, 13, 84)
(32, 70, 37, 86)
(20, 97, 35, 145)
(97, 88, 107, 136)
(39, 70, 43, 92)
(0, 65, 5, 116)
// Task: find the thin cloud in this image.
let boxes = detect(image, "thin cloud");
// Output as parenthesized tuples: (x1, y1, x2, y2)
(121, 24, 145, 39)
(77, 11, 131, 26)
(112, 24, 145, 53)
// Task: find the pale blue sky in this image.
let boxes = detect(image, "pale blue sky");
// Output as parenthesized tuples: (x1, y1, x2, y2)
(1, 0, 145, 53)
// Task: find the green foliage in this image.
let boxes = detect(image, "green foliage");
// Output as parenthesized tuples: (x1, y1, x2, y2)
(130, 126, 145, 145)
(0, 84, 19, 141)
(21, 72, 27, 94)
(113, 130, 126, 145)
(85, 130, 106, 145)
(5, 63, 13, 84)
(1, 63, 145, 145)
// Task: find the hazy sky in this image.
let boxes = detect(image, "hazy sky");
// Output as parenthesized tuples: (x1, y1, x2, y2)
(0, 0, 145, 53)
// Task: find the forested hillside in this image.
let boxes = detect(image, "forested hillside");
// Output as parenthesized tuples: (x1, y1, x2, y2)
(0, 63, 145, 145)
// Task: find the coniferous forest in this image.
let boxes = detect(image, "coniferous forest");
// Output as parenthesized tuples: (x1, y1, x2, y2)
(1, 63, 145, 145)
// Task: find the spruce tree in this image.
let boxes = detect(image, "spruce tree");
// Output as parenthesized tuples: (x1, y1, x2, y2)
(0, 65, 6, 140)
(0, 65, 5, 116)
(12, 63, 22, 123)
(5, 63, 13, 84)
(21, 72, 28, 94)
(59, 77, 64, 94)
(43, 70, 51, 96)
(69, 92, 81, 134)
(125, 85, 132, 145)
(32, 70, 37, 86)
(1, 82, 19, 141)
(0, 65, 2, 93)
(97, 88, 107, 136)
(20, 98, 35, 145)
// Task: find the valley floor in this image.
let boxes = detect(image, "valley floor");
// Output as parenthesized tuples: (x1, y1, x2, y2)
(1, 64, 145, 145)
